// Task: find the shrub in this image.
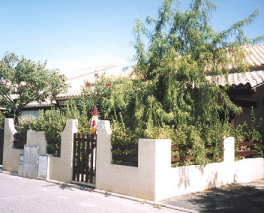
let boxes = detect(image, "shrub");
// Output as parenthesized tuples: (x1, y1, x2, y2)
(16, 99, 92, 156)
(0, 111, 6, 129)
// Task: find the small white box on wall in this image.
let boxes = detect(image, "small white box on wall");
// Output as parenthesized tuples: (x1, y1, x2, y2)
(38, 155, 49, 180)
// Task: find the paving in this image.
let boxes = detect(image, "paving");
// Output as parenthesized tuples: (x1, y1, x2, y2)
(1, 164, 263, 213)
(161, 179, 264, 213)
(0, 169, 182, 213)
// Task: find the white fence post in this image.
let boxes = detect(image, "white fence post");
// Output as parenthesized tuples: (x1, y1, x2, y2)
(48, 119, 78, 183)
(96, 120, 172, 201)
(138, 138, 171, 201)
(27, 130, 47, 155)
(95, 120, 112, 184)
(223, 137, 235, 163)
(2, 118, 21, 173)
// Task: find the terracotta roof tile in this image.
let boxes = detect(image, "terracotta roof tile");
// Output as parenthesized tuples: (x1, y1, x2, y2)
(206, 70, 264, 88)
(56, 88, 82, 99)
(25, 100, 54, 108)
(20, 44, 264, 107)
(244, 43, 264, 67)
(206, 43, 264, 88)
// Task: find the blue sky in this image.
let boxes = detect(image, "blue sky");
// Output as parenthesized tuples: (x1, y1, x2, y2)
(0, 0, 264, 80)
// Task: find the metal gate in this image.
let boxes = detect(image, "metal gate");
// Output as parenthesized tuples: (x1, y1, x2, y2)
(72, 133, 96, 186)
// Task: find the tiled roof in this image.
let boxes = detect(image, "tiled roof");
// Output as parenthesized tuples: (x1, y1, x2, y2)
(56, 88, 82, 99)
(25, 100, 54, 108)
(206, 70, 264, 88)
(244, 43, 264, 67)
(21, 43, 264, 108)
(206, 43, 264, 88)
(22, 89, 82, 108)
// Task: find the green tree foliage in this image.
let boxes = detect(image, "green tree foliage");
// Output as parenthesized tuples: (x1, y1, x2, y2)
(108, 0, 264, 166)
(131, 0, 263, 130)
(81, 73, 135, 124)
(0, 53, 68, 122)
(16, 99, 92, 156)
(234, 107, 263, 143)
(0, 111, 5, 129)
(16, 0, 264, 164)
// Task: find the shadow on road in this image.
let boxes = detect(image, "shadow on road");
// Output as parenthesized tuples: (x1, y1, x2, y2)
(162, 180, 264, 213)
(42, 181, 94, 192)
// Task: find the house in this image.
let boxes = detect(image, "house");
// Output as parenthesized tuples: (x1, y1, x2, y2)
(13, 44, 264, 132)
(20, 65, 118, 117)
(206, 43, 264, 131)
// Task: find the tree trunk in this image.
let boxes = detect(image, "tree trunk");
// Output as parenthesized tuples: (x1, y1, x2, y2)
(14, 104, 23, 125)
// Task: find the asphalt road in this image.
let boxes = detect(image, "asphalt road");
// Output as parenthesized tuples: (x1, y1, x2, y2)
(0, 171, 184, 213)
(161, 179, 264, 213)
(1, 166, 263, 213)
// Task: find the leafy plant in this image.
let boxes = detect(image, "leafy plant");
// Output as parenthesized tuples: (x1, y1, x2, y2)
(234, 107, 264, 158)
(16, 115, 43, 133)
(234, 107, 263, 143)
(0, 111, 5, 129)
(16, 99, 93, 156)
(107, 0, 263, 166)
(15, 0, 264, 165)
(0, 52, 68, 123)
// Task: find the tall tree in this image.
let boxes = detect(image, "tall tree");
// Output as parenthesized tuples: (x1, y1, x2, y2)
(109, 0, 264, 165)
(131, 0, 264, 131)
(78, 0, 264, 165)
(0, 52, 68, 122)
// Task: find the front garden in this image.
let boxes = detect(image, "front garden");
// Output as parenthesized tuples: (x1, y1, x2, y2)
(5, 0, 264, 166)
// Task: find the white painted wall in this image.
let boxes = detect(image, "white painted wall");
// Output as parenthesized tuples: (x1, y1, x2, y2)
(2, 118, 78, 183)
(48, 119, 78, 183)
(3, 119, 263, 201)
(96, 120, 264, 201)
(27, 130, 46, 155)
(2, 119, 21, 173)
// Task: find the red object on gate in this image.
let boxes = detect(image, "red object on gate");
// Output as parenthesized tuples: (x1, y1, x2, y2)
(90, 106, 98, 134)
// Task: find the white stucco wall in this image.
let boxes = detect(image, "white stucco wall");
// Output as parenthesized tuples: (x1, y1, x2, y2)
(96, 120, 264, 201)
(2, 118, 78, 184)
(27, 130, 47, 155)
(2, 119, 21, 173)
(3, 118, 263, 201)
(165, 158, 264, 199)
(48, 119, 78, 183)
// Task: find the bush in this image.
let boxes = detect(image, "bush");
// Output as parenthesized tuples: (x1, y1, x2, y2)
(0, 112, 5, 129)
(234, 108, 263, 143)
(16, 99, 92, 157)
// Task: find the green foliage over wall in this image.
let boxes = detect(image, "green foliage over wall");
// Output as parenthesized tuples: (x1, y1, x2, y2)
(107, 0, 264, 166)
(233, 107, 264, 159)
(0, 112, 5, 129)
(16, 99, 92, 156)
(14, 0, 264, 165)
(0, 52, 68, 123)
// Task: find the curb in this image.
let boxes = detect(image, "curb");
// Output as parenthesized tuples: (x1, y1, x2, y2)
(0, 171, 197, 213)
(94, 189, 198, 213)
